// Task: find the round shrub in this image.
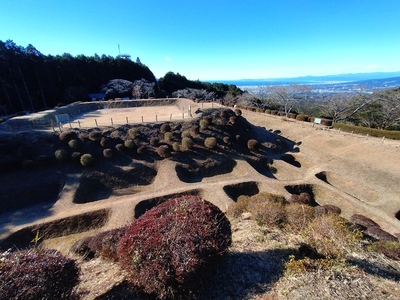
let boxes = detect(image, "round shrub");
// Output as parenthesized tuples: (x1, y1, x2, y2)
(124, 139, 135, 149)
(157, 145, 171, 158)
(160, 123, 171, 133)
(80, 153, 95, 167)
(100, 137, 109, 147)
(288, 192, 312, 205)
(68, 139, 80, 149)
(59, 130, 76, 142)
(88, 131, 102, 142)
(181, 137, 194, 150)
(172, 142, 180, 152)
(350, 214, 379, 230)
(199, 119, 209, 130)
(164, 132, 174, 142)
(0, 248, 79, 299)
(54, 149, 68, 162)
(181, 130, 191, 138)
(103, 148, 113, 158)
(128, 128, 139, 138)
(223, 136, 231, 145)
(229, 116, 237, 124)
(150, 137, 159, 146)
(247, 139, 259, 152)
(226, 195, 251, 218)
(234, 108, 242, 116)
(322, 204, 341, 215)
(204, 137, 217, 149)
(117, 195, 232, 298)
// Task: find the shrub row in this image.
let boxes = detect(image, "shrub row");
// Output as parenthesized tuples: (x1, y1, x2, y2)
(333, 123, 400, 140)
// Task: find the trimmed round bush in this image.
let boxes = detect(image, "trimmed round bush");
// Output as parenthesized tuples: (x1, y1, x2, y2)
(80, 153, 95, 166)
(59, 130, 76, 142)
(100, 137, 109, 147)
(181, 130, 191, 138)
(350, 214, 379, 229)
(124, 139, 135, 149)
(150, 137, 159, 146)
(103, 148, 113, 158)
(172, 142, 180, 152)
(157, 145, 171, 158)
(199, 119, 209, 130)
(117, 195, 232, 298)
(0, 248, 79, 299)
(204, 137, 217, 149)
(288, 192, 312, 205)
(181, 137, 193, 150)
(234, 108, 242, 116)
(68, 139, 80, 149)
(164, 132, 174, 142)
(247, 139, 259, 152)
(88, 131, 102, 142)
(128, 128, 139, 138)
(54, 149, 68, 162)
(160, 123, 171, 133)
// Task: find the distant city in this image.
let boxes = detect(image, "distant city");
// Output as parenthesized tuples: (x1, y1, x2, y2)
(218, 72, 400, 95)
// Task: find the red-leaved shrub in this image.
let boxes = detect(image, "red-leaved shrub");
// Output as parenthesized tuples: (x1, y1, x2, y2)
(117, 195, 232, 299)
(0, 248, 79, 299)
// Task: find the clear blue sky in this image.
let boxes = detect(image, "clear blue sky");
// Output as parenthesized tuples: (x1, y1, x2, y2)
(1, 0, 400, 81)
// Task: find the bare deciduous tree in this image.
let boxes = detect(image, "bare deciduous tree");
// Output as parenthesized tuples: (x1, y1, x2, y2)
(269, 84, 311, 117)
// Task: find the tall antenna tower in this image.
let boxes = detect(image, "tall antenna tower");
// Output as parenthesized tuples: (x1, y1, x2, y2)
(117, 44, 131, 60)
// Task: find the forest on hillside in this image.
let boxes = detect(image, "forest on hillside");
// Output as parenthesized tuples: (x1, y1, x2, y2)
(0, 40, 242, 117)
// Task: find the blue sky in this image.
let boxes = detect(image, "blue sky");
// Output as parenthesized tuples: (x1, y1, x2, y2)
(1, 0, 400, 81)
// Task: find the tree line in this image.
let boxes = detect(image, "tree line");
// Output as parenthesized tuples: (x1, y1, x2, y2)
(237, 84, 400, 131)
(0, 40, 242, 117)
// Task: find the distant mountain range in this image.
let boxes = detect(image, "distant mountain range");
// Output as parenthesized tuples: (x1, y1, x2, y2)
(219, 71, 400, 94)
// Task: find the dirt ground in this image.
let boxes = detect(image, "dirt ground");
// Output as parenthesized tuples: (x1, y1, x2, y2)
(2, 101, 400, 299)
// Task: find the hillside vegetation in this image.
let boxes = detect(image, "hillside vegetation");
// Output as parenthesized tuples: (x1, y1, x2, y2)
(1, 103, 400, 299)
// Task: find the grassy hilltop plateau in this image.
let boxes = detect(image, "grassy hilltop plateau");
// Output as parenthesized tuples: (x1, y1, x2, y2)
(0, 98, 399, 299)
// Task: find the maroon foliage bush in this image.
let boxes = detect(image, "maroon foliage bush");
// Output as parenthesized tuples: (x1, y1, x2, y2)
(350, 214, 380, 229)
(117, 195, 232, 299)
(70, 227, 127, 261)
(364, 226, 398, 242)
(0, 249, 79, 299)
(288, 192, 311, 205)
(322, 204, 341, 215)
